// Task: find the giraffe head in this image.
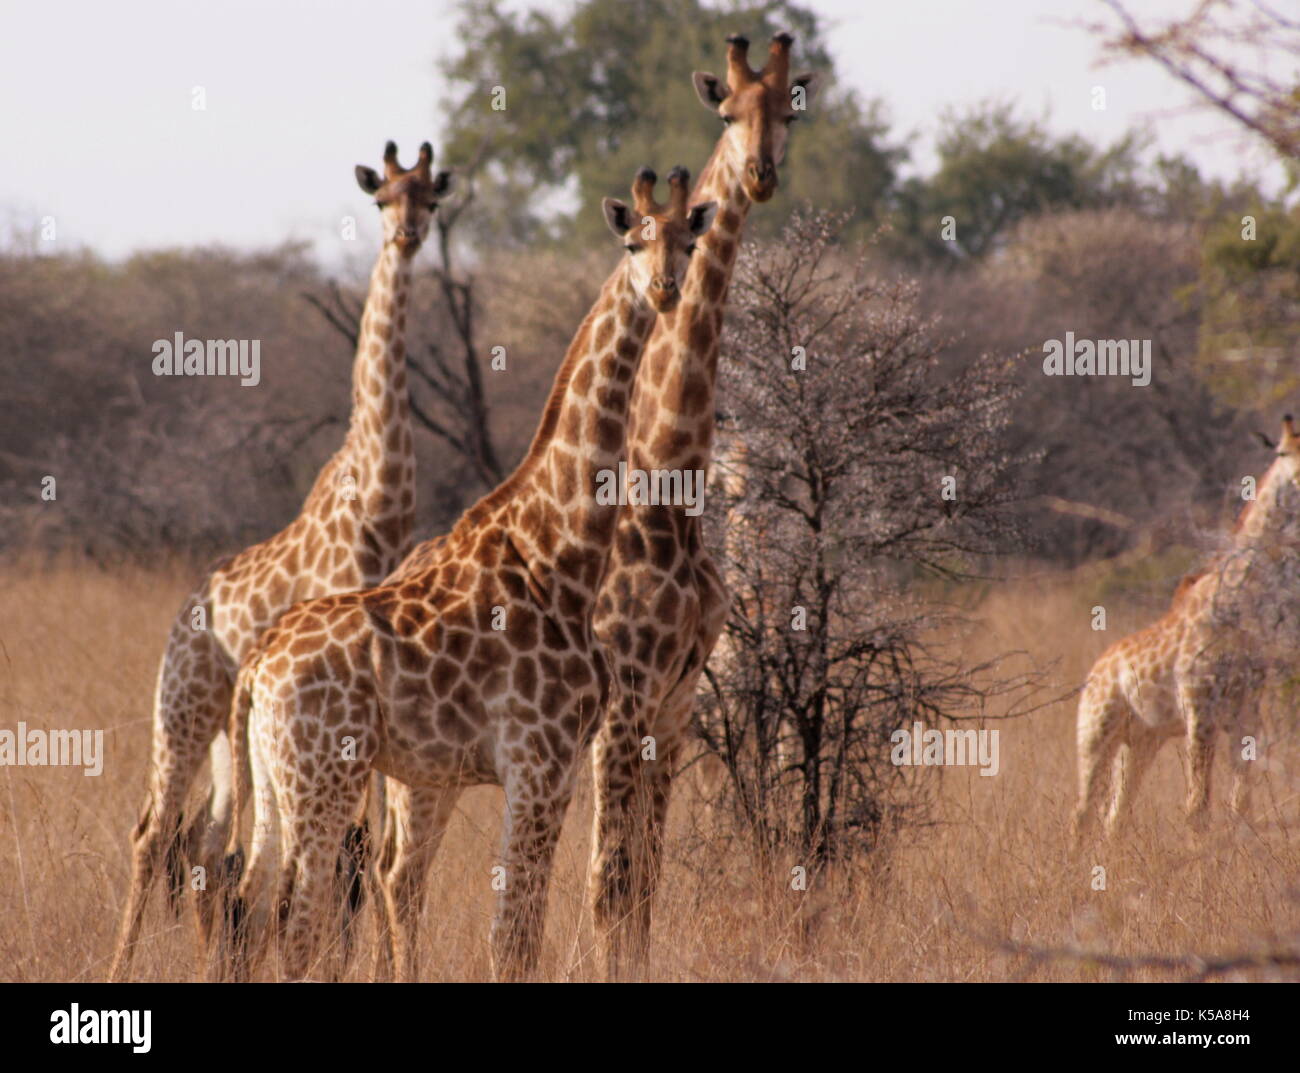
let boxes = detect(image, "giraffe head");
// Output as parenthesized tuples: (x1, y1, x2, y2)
(355, 141, 452, 257)
(692, 31, 821, 202)
(1269, 414, 1300, 488)
(602, 167, 718, 314)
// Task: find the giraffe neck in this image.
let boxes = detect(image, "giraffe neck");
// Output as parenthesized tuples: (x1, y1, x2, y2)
(626, 140, 751, 475)
(1234, 461, 1299, 546)
(344, 241, 414, 517)
(1193, 459, 1300, 622)
(454, 263, 654, 584)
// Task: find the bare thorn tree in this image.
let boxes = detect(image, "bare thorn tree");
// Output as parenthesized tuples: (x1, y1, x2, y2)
(1086, 0, 1300, 158)
(697, 209, 1041, 868)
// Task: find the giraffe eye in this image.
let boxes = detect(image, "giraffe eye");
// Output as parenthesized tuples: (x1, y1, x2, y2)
(625, 244, 643, 255)
(784, 114, 799, 125)
(686, 243, 697, 255)
(721, 115, 735, 126)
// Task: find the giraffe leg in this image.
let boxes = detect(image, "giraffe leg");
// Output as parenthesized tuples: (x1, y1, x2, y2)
(625, 585, 727, 968)
(493, 763, 577, 982)
(372, 797, 394, 982)
(589, 685, 654, 980)
(111, 755, 202, 982)
(190, 730, 235, 955)
(371, 775, 398, 982)
(1228, 737, 1254, 819)
(274, 776, 368, 982)
(209, 709, 280, 983)
(1103, 729, 1160, 839)
(1071, 687, 1125, 849)
(1227, 689, 1263, 820)
(361, 772, 389, 977)
(1228, 737, 1255, 817)
(375, 780, 460, 983)
(1181, 686, 1216, 834)
(631, 740, 678, 965)
(623, 661, 708, 977)
(336, 775, 377, 977)
(110, 623, 230, 981)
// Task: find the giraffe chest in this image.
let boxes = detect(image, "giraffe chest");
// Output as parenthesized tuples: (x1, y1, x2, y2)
(1114, 648, 1180, 729)
(594, 522, 722, 685)
(1088, 618, 1178, 729)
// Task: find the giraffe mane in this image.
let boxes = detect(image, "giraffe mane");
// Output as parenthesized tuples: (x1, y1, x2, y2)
(1232, 497, 1255, 535)
(1171, 568, 1208, 609)
(688, 136, 732, 203)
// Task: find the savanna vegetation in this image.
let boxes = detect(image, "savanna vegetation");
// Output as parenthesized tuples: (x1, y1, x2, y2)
(3, 0, 1298, 981)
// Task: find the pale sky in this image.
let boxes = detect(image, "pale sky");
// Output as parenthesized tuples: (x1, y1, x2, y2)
(0, 0, 1270, 262)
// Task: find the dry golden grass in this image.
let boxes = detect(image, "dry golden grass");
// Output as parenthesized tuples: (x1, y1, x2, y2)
(1, 556, 1297, 982)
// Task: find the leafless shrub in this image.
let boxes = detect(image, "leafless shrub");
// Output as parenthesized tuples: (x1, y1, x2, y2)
(696, 209, 1041, 867)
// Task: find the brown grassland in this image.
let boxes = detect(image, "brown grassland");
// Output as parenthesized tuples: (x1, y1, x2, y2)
(2, 556, 1298, 982)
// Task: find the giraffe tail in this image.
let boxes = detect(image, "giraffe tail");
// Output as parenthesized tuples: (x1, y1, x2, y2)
(207, 654, 258, 978)
(337, 778, 372, 969)
(162, 809, 188, 918)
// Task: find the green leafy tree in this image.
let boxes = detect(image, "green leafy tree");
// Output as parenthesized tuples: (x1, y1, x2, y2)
(889, 102, 1148, 262)
(437, 0, 902, 247)
(1199, 200, 1300, 406)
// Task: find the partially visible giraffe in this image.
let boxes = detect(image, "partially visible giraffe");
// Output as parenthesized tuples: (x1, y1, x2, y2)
(587, 32, 821, 979)
(212, 169, 717, 982)
(692, 437, 793, 790)
(109, 142, 449, 981)
(1073, 415, 1300, 844)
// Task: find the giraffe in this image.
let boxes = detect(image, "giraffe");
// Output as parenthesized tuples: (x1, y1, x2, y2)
(211, 168, 717, 982)
(109, 141, 449, 981)
(694, 437, 794, 789)
(1072, 415, 1300, 844)
(586, 31, 821, 979)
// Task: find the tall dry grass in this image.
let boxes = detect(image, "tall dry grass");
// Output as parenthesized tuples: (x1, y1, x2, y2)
(0, 556, 1297, 982)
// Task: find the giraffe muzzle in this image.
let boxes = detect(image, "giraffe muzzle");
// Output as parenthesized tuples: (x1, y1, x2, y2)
(650, 277, 680, 312)
(393, 228, 423, 254)
(745, 161, 778, 201)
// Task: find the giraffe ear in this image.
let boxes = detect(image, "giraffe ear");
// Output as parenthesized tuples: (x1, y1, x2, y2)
(693, 71, 729, 109)
(431, 170, 453, 198)
(1281, 414, 1298, 449)
(791, 72, 821, 110)
(355, 166, 382, 195)
(687, 201, 719, 237)
(603, 197, 634, 237)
